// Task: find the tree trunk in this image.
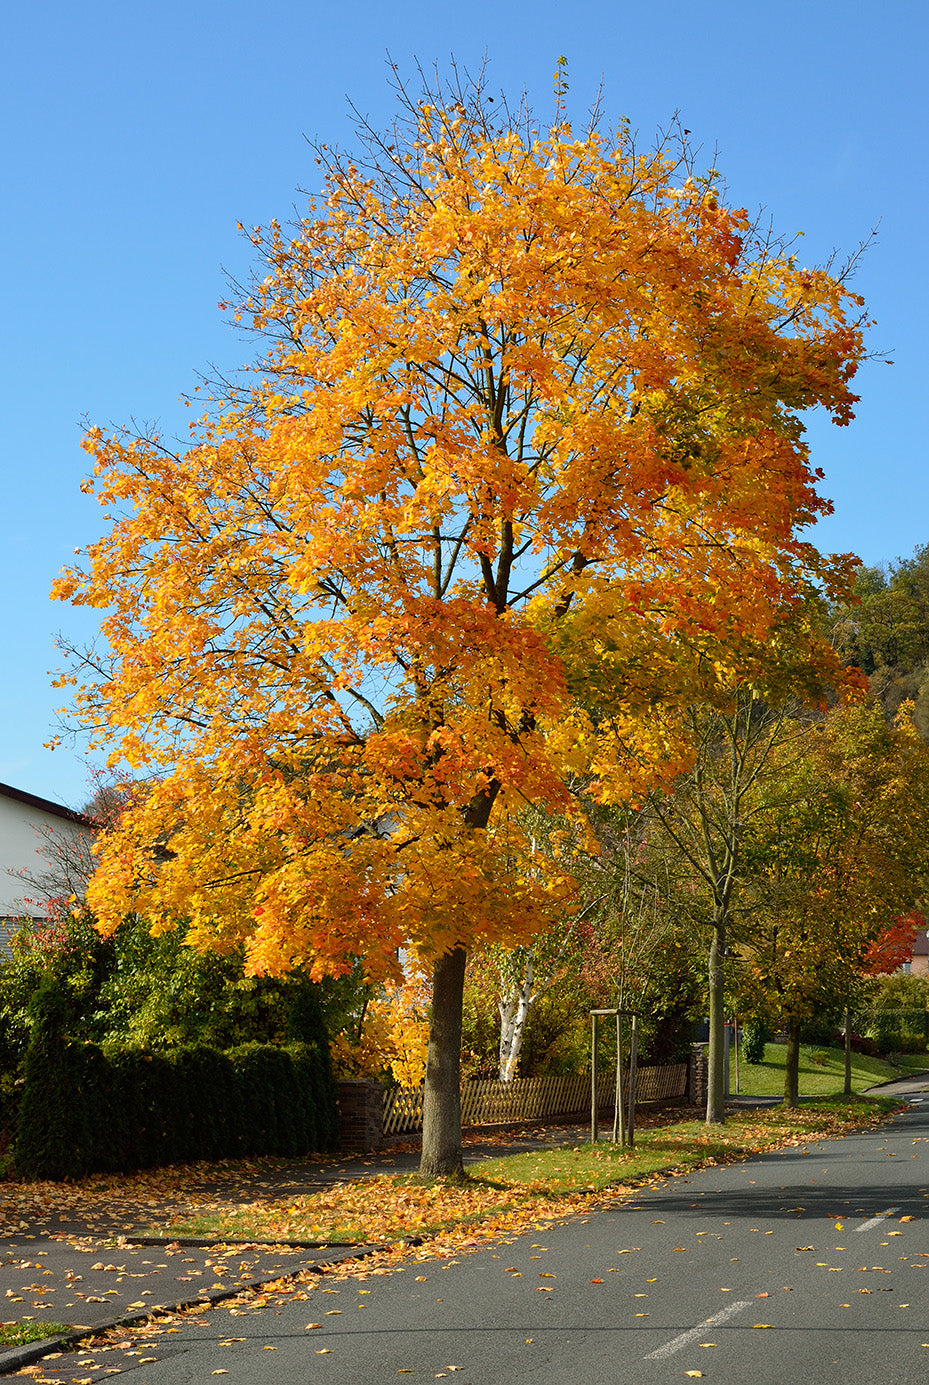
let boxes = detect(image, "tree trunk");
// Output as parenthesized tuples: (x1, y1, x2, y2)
(420, 947, 467, 1177)
(844, 1006, 852, 1096)
(706, 921, 727, 1124)
(784, 1019, 801, 1108)
(498, 953, 534, 1081)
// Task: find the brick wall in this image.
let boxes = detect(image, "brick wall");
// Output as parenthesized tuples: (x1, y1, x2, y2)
(337, 1079, 385, 1153)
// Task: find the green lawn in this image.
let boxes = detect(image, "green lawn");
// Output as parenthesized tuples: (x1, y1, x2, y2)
(732, 1042, 928, 1098)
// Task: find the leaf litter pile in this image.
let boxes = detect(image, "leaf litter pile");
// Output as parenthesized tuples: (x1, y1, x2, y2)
(132, 1100, 893, 1246)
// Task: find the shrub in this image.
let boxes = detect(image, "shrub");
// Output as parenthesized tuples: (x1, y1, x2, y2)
(13, 1025, 337, 1179)
(742, 1020, 768, 1065)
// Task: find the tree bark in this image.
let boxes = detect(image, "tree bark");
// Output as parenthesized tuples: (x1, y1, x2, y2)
(784, 1019, 801, 1108)
(498, 953, 534, 1081)
(706, 921, 727, 1124)
(420, 947, 467, 1177)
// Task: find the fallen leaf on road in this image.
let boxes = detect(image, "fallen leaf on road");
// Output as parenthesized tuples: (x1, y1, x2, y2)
(685, 1372, 704, 1378)
(305, 1323, 322, 1330)
(590, 1278, 603, 1284)
(752, 1324, 774, 1329)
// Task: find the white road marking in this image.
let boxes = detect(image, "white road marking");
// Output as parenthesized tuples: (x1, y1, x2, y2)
(855, 1206, 899, 1232)
(644, 1300, 751, 1359)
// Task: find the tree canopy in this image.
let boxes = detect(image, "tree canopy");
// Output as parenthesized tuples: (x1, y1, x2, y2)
(55, 70, 868, 1172)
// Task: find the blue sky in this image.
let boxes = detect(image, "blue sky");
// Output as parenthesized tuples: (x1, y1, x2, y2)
(2, 0, 925, 809)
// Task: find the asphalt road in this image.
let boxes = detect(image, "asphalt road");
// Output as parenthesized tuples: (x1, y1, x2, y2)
(14, 1098, 929, 1385)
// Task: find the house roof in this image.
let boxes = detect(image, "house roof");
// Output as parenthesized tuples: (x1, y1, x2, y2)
(0, 781, 92, 829)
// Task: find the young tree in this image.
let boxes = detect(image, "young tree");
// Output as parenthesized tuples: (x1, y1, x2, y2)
(55, 69, 867, 1174)
(737, 702, 929, 1104)
(642, 690, 818, 1122)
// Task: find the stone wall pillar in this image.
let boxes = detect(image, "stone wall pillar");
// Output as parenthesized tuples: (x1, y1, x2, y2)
(337, 1079, 385, 1153)
(689, 1044, 708, 1107)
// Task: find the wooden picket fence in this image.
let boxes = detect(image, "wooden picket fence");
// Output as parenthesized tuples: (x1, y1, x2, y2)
(381, 1063, 688, 1137)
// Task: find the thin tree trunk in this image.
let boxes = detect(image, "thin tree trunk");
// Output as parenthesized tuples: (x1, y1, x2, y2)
(784, 1019, 801, 1108)
(498, 954, 534, 1081)
(706, 921, 726, 1124)
(420, 947, 467, 1178)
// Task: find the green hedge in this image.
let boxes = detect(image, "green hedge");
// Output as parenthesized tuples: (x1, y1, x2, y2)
(13, 986, 337, 1179)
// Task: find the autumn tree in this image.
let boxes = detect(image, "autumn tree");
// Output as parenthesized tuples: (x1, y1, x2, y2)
(832, 543, 929, 734)
(737, 702, 929, 1104)
(55, 68, 867, 1175)
(641, 686, 826, 1121)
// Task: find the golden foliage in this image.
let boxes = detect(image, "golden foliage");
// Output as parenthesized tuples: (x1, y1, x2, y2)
(55, 76, 867, 985)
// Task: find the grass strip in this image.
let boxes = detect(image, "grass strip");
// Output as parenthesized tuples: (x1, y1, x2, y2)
(0, 1321, 71, 1348)
(156, 1096, 898, 1247)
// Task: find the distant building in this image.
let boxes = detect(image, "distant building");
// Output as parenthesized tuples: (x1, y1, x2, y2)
(0, 781, 93, 952)
(906, 929, 929, 976)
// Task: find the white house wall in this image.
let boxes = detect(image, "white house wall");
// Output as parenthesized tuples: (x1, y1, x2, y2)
(0, 792, 93, 918)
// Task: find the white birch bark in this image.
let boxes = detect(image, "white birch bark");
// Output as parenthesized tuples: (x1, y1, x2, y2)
(498, 951, 535, 1081)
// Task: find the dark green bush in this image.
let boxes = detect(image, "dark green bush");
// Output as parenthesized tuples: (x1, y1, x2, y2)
(742, 1019, 768, 1065)
(13, 1023, 337, 1179)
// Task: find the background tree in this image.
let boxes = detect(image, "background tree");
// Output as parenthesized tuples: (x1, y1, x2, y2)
(832, 544, 929, 733)
(55, 69, 867, 1175)
(736, 701, 929, 1104)
(642, 687, 821, 1121)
